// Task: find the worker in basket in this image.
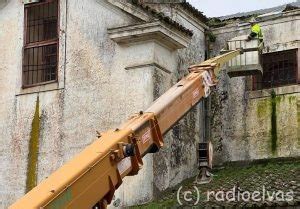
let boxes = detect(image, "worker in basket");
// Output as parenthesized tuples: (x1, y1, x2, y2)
(247, 17, 263, 42)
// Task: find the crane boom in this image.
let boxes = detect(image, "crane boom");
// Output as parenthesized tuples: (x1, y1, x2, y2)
(9, 50, 241, 209)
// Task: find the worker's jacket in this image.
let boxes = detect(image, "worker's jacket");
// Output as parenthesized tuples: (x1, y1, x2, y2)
(249, 24, 263, 41)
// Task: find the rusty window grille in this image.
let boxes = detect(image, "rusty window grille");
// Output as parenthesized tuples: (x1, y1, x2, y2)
(253, 49, 299, 90)
(23, 0, 59, 87)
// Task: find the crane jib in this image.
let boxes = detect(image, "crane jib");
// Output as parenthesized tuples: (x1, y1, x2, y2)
(9, 50, 242, 209)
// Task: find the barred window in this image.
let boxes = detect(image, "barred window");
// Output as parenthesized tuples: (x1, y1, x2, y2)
(23, 0, 59, 87)
(253, 49, 299, 90)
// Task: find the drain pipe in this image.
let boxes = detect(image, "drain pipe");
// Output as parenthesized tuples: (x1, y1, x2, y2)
(195, 31, 213, 184)
(203, 29, 213, 143)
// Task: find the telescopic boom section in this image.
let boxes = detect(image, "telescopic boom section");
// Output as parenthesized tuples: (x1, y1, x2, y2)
(9, 50, 241, 209)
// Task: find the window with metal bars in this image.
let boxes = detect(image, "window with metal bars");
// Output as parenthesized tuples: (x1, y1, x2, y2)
(252, 49, 299, 90)
(23, 0, 59, 87)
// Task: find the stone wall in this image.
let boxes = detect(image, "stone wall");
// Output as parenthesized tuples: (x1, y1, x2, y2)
(210, 10, 300, 165)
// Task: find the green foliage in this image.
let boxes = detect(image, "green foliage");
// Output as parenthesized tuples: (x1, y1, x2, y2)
(26, 96, 40, 193)
(129, 159, 300, 208)
(207, 17, 226, 28)
(206, 31, 216, 42)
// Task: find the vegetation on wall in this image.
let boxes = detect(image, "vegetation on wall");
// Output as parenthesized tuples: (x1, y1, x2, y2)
(288, 95, 296, 104)
(206, 30, 216, 42)
(207, 17, 227, 28)
(26, 96, 40, 193)
(256, 99, 269, 118)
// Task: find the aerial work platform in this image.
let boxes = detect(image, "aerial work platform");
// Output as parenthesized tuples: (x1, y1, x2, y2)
(222, 35, 263, 78)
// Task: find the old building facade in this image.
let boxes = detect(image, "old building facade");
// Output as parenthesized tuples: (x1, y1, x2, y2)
(0, 0, 299, 208)
(0, 0, 207, 208)
(209, 6, 300, 164)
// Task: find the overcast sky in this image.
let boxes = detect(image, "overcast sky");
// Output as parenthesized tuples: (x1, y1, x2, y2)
(187, 0, 298, 17)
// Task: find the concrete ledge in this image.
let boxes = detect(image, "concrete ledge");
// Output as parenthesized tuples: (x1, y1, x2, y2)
(246, 84, 300, 99)
(263, 40, 300, 53)
(108, 21, 191, 50)
(125, 62, 171, 74)
(16, 82, 63, 96)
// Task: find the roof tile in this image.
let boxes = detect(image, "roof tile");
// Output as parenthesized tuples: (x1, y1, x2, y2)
(130, 0, 193, 36)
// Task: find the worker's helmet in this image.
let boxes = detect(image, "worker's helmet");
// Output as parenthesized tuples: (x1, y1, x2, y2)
(249, 17, 258, 23)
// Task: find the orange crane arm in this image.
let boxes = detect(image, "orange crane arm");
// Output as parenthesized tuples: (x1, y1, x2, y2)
(9, 50, 241, 209)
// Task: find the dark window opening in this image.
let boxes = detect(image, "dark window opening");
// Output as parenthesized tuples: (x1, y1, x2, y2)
(23, 0, 59, 87)
(252, 49, 298, 90)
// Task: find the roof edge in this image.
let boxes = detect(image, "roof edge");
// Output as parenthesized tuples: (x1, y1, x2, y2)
(130, 0, 193, 36)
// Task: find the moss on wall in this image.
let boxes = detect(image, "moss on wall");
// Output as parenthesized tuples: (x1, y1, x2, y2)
(288, 95, 296, 104)
(25, 96, 40, 193)
(270, 90, 278, 155)
(257, 99, 269, 118)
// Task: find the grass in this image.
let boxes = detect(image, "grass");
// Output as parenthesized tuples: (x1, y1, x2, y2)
(130, 158, 300, 208)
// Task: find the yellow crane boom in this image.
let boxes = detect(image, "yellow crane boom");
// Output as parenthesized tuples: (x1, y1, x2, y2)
(9, 50, 241, 209)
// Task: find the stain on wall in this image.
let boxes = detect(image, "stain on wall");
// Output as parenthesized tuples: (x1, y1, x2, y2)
(210, 13, 300, 164)
(150, 5, 206, 198)
(270, 90, 278, 155)
(25, 96, 40, 193)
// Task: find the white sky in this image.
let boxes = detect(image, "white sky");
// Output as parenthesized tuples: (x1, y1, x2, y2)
(187, 0, 298, 17)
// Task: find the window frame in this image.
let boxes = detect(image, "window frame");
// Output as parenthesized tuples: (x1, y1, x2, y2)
(252, 48, 299, 90)
(22, 0, 60, 88)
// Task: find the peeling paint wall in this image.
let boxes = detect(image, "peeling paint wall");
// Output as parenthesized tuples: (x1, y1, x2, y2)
(210, 11, 300, 165)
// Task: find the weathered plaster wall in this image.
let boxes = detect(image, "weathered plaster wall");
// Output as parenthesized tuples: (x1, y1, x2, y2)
(0, 0, 207, 208)
(0, 1, 33, 207)
(112, 41, 178, 207)
(3, 1, 298, 208)
(142, 3, 207, 198)
(0, 0, 69, 206)
(247, 91, 299, 158)
(210, 11, 300, 165)
(0, 0, 156, 207)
